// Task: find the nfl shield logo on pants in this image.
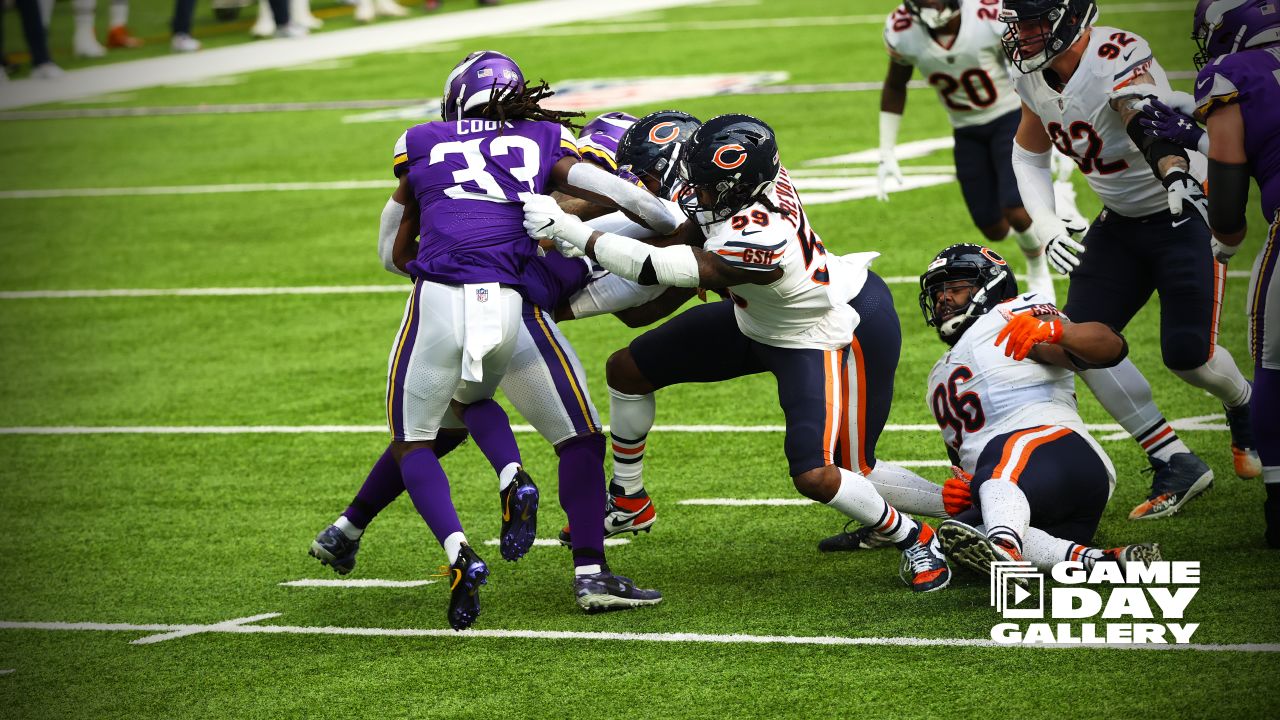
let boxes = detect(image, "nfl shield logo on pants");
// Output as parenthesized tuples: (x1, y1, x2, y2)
(476, 288, 489, 303)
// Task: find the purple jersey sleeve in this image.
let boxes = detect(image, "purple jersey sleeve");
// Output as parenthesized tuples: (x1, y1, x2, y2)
(520, 252, 594, 310)
(399, 120, 583, 287)
(1196, 49, 1280, 221)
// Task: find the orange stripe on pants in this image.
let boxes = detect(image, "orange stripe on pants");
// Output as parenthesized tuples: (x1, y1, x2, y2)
(992, 426, 1074, 484)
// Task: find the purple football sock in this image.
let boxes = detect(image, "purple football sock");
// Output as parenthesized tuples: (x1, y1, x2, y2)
(341, 447, 405, 529)
(400, 447, 464, 546)
(462, 399, 522, 476)
(558, 433, 608, 568)
(1254, 366, 1279, 470)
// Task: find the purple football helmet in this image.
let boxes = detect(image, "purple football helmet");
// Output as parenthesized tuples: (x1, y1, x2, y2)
(579, 111, 637, 144)
(1193, 0, 1280, 69)
(441, 50, 526, 122)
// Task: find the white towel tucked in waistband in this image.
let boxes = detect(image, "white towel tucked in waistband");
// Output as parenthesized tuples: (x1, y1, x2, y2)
(461, 282, 503, 383)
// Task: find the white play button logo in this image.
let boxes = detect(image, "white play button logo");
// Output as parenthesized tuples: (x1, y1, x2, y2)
(1013, 584, 1032, 606)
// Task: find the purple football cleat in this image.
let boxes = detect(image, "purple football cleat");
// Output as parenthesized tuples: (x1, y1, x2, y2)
(499, 468, 539, 561)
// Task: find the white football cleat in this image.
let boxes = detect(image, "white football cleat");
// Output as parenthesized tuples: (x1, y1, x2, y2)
(170, 33, 202, 52)
(30, 62, 65, 79)
(375, 0, 409, 16)
(74, 32, 107, 58)
(275, 22, 310, 38)
(251, 0, 277, 37)
(291, 0, 325, 28)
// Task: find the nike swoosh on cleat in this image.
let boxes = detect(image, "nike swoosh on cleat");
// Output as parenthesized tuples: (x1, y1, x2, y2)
(606, 506, 649, 531)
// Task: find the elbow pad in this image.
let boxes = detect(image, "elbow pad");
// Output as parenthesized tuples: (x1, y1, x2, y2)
(379, 197, 410, 278)
(1206, 159, 1250, 236)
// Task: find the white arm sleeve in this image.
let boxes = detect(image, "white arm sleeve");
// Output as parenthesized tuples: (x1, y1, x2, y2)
(567, 273, 667, 319)
(592, 232, 701, 288)
(564, 162, 681, 235)
(1011, 141, 1057, 223)
(879, 111, 901, 158)
(379, 196, 410, 278)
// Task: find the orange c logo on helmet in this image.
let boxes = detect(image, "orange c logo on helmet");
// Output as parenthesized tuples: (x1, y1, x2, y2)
(649, 122, 681, 144)
(979, 247, 1008, 265)
(712, 144, 747, 170)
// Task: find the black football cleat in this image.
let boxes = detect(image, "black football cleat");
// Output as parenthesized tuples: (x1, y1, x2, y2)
(818, 520, 893, 552)
(574, 570, 662, 613)
(1130, 453, 1214, 520)
(898, 522, 951, 593)
(439, 545, 489, 631)
(499, 468, 539, 561)
(309, 524, 360, 575)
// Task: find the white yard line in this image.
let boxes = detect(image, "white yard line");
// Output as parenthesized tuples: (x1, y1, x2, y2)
(0, 419, 1228, 436)
(0, 616, 1274, 652)
(0, 0, 716, 110)
(130, 612, 283, 645)
(0, 669, 13, 676)
(280, 578, 437, 588)
(481, 537, 630, 547)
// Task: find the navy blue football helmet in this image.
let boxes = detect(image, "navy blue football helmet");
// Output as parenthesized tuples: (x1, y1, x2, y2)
(919, 244, 1019, 344)
(998, 0, 1098, 73)
(617, 110, 701, 196)
(678, 113, 780, 226)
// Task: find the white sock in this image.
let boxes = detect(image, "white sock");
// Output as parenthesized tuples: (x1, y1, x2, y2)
(109, 0, 127, 27)
(978, 480, 1029, 554)
(574, 564, 602, 577)
(1171, 347, 1252, 409)
(334, 515, 363, 540)
(73, 0, 96, 35)
(1022, 527, 1103, 572)
(1011, 227, 1044, 259)
(1080, 360, 1191, 463)
(442, 532, 467, 565)
(867, 462, 946, 517)
(827, 468, 915, 544)
(497, 462, 521, 492)
(608, 388, 654, 495)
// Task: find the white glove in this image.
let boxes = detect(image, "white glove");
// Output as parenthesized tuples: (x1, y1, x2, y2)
(1135, 89, 1197, 118)
(521, 194, 593, 252)
(1162, 169, 1209, 226)
(554, 237, 585, 259)
(1038, 216, 1088, 275)
(876, 154, 903, 202)
(1211, 236, 1240, 265)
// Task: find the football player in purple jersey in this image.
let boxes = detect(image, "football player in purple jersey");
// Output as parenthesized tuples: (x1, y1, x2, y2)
(1137, 0, 1280, 546)
(309, 50, 680, 630)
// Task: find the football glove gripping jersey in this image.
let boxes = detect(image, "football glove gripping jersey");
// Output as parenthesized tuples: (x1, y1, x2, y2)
(1161, 169, 1209, 226)
(942, 467, 974, 517)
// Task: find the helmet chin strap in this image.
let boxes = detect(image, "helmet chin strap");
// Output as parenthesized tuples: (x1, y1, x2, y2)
(938, 270, 1009, 338)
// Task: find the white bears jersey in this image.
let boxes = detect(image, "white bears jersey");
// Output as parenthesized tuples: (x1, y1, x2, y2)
(883, 0, 1020, 128)
(925, 291, 1115, 486)
(1011, 26, 1179, 218)
(701, 167, 874, 351)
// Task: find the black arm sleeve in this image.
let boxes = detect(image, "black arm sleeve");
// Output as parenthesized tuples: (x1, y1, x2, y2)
(1125, 116, 1190, 178)
(1207, 158, 1251, 236)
